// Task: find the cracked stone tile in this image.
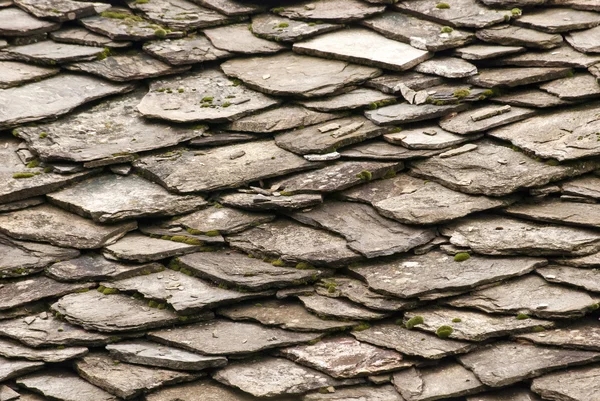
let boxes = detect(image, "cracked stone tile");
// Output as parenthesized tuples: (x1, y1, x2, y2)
(352, 323, 476, 359)
(439, 105, 536, 135)
(17, 370, 117, 401)
(505, 198, 600, 229)
(218, 299, 358, 332)
(490, 88, 575, 108)
(403, 306, 555, 341)
(297, 294, 388, 320)
(454, 44, 525, 60)
(514, 8, 600, 33)
(143, 34, 231, 65)
(394, 0, 511, 28)
(177, 250, 328, 291)
(540, 73, 600, 100)
(75, 353, 200, 400)
(443, 214, 600, 256)
(414, 57, 477, 78)
(350, 250, 543, 299)
(366, 71, 443, 95)
(384, 124, 479, 149)
(410, 139, 600, 196)
(0, 204, 136, 249)
(0, 60, 58, 89)
(15, 89, 203, 164)
(467, 388, 543, 401)
(220, 192, 323, 211)
(288, 200, 435, 258)
(340, 141, 443, 160)
(566, 25, 600, 53)
(145, 379, 258, 401)
(297, 88, 395, 113)
(561, 175, 600, 199)
(1, 40, 104, 64)
(365, 102, 468, 125)
(213, 357, 362, 398)
(193, 0, 264, 16)
(103, 233, 203, 263)
(50, 26, 131, 48)
(496, 44, 600, 68)
(0, 337, 87, 362)
(106, 340, 226, 371)
(251, 13, 342, 42)
(13, 0, 108, 22)
(133, 141, 316, 193)
(0, 7, 59, 37)
(303, 385, 403, 401)
(204, 23, 286, 54)
(393, 362, 486, 401)
(47, 174, 206, 223)
(340, 173, 515, 225)
(80, 9, 183, 41)
(0, 358, 43, 382)
(531, 364, 600, 401)
(220, 52, 381, 98)
(459, 341, 600, 387)
(516, 317, 600, 351)
(138, 222, 225, 245)
(47, 254, 163, 282)
(0, 73, 134, 130)
(476, 24, 563, 49)
(446, 274, 597, 319)
(537, 264, 600, 293)
(274, 0, 384, 22)
(127, 0, 236, 30)
(467, 67, 572, 88)
(170, 206, 274, 235)
(228, 219, 361, 267)
(149, 319, 320, 356)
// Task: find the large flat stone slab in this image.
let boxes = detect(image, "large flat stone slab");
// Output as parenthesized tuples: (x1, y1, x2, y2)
(0, 337, 87, 363)
(204, 23, 285, 54)
(17, 370, 117, 401)
(219, 192, 323, 211)
(0, 357, 43, 382)
(134, 141, 316, 193)
(366, 71, 443, 95)
(413, 57, 477, 78)
(50, 26, 132, 49)
(466, 67, 571, 88)
(340, 141, 443, 160)
(2, 41, 104, 64)
(0, 60, 58, 89)
(127, 0, 235, 30)
(0, 7, 59, 37)
(491, 88, 575, 108)
(81, 9, 183, 41)
(476, 24, 563, 49)
(467, 388, 543, 401)
(274, 0, 384, 22)
(505, 198, 600, 229)
(304, 385, 403, 401)
(220, 52, 381, 98)
(394, 0, 511, 28)
(531, 365, 600, 401)
(439, 105, 536, 135)
(251, 13, 342, 42)
(171, 206, 274, 235)
(537, 264, 600, 293)
(13, 0, 108, 22)
(540, 73, 600, 101)
(297, 88, 396, 113)
(365, 102, 468, 126)
(496, 44, 600, 68)
(47, 254, 163, 282)
(454, 44, 525, 60)
(566, 25, 600, 53)
(459, 341, 600, 387)
(516, 317, 600, 351)
(562, 175, 600, 200)
(192, 0, 264, 16)
(298, 294, 388, 321)
(514, 8, 600, 33)
(103, 233, 202, 263)
(145, 380, 258, 401)
(143, 35, 231, 65)
(410, 139, 600, 196)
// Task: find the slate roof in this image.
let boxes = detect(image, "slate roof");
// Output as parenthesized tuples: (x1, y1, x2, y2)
(0, 0, 599, 400)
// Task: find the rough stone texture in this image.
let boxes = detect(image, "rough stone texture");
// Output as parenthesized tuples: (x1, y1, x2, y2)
(0, 60, 58, 89)
(537, 264, 600, 292)
(352, 324, 476, 359)
(561, 175, 600, 200)
(516, 317, 600, 351)
(47, 254, 163, 282)
(446, 275, 597, 319)
(394, 0, 511, 28)
(350, 250, 543, 299)
(220, 52, 381, 98)
(491, 88, 575, 108)
(137, 222, 225, 245)
(188, 132, 257, 147)
(172, 206, 274, 235)
(505, 198, 600, 229)
(218, 299, 358, 332)
(143, 35, 231, 66)
(0, 7, 59, 37)
(134, 141, 316, 194)
(467, 67, 571, 88)
(0, 337, 87, 362)
(80, 11, 183, 41)
(467, 388, 543, 401)
(251, 14, 342, 42)
(411, 139, 600, 196)
(145, 379, 258, 401)
(288, 200, 435, 258)
(75, 353, 199, 399)
(13, 0, 108, 22)
(413, 57, 477, 78)
(476, 24, 563, 49)
(403, 306, 555, 341)
(459, 341, 600, 387)
(540, 73, 600, 100)
(2, 40, 105, 64)
(127, 0, 236, 30)
(531, 365, 600, 401)
(298, 294, 388, 320)
(17, 370, 117, 401)
(366, 72, 443, 95)
(454, 44, 525, 60)
(340, 141, 443, 160)
(566, 25, 600, 53)
(304, 385, 403, 401)
(514, 8, 600, 33)
(0, 73, 133, 130)
(496, 44, 600, 68)
(385, 124, 476, 149)
(103, 233, 202, 263)
(365, 102, 468, 125)
(0, 357, 43, 382)
(275, 0, 384, 22)
(0, 197, 43, 212)
(393, 363, 486, 401)
(204, 23, 285, 54)
(0, 385, 19, 401)
(439, 105, 536, 134)
(294, 28, 432, 72)
(192, 0, 264, 16)
(228, 219, 361, 267)
(220, 192, 323, 211)
(50, 26, 132, 49)
(297, 88, 396, 112)
(213, 357, 362, 398)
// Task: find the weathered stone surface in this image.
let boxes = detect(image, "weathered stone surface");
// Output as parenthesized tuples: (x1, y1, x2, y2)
(218, 299, 357, 332)
(150, 319, 320, 356)
(275, 0, 384, 22)
(439, 105, 536, 134)
(51, 291, 187, 332)
(496, 44, 600, 68)
(47, 254, 163, 282)
(446, 275, 597, 319)
(414, 57, 477, 78)
(289, 201, 435, 258)
(145, 379, 258, 401)
(221, 192, 323, 211)
(297, 88, 395, 113)
(566, 26, 600, 53)
(560, 251, 600, 268)
(172, 206, 274, 235)
(127, 0, 235, 30)
(340, 141, 443, 160)
(50, 26, 131, 49)
(516, 317, 600, 351)
(193, 0, 264, 16)
(81, 10, 182, 41)
(365, 102, 468, 125)
(271, 161, 401, 194)
(454, 44, 525, 60)
(411, 139, 600, 196)
(224, 105, 340, 133)
(350, 250, 543, 299)
(403, 306, 555, 341)
(134, 141, 316, 194)
(204, 23, 285, 54)
(537, 264, 600, 292)
(137, 222, 225, 246)
(467, 67, 571, 88)
(251, 14, 342, 42)
(505, 198, 600, 229)
(0, 7, 59, 37)
(540, 73, 600, 101)
(178, 251, 327, 291)
(48, 174, 205, 223)
(103, 233, 202, 263)
(0, 73, 133, 130)
(467, 388, 543, 401)
(476, 24, 563, 49)
(0, 337, 87, 362)
(213, 357, 361, 398)
(0, 385, 19, 401)
(531, 365, 600, 401)
(562, 175, 600, 200)
(443, 214, 600, 256)
(14, 0, 108, 22)
(75, 353, 199, 399)
(0, 61, 58, 89)
(340, 174, 514, 225)
(188, 132, 257, 147)
(298, 294, 388, 320)
(0, 204, 135, 249)
(459, 341, 600, 387)
(2, 41, 104, 64)
(550, 0, 600, 10)
(491, 88, 575, 108)
(384, 124, 479, 149)
(106, 340, 226, 371)
(366, 72, 443, 95)
(514, 8, 600, 33)
(15, 89, 203, 164)
(393, 363, 485, 401)
(352, 323, 476, 359)
(143, 35, 231, 66)
(0, 357, 43, 382)
(17, 370, 116, 401)
(228, 219, 361, 267)
(304, 385, 403, 401)
(394, 0, 510, 28)
(221, 52, 380, 98)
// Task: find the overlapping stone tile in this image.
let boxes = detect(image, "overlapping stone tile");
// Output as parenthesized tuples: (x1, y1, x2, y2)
(0, 386, 20, 401)
(0, 7, 59, 37)
(80, 9, 183, 41)
(297, 88, 395, 113)
(0, 337, 87, 362)
(540, 73, 600, 101)
(18, 370, 116, 401)
(103, 233, 203, 262)
(143, 34, 231, 65)
(491, 88, 575, 108)
(467, 388, 543, 401)
(340, 141, 444, 160)
(194, 0, 264, 16)
(537, 264, 600, 292)
(439, 104, 536, 134)
(127, 0, 236, 30)
(414, 57, 477, 79)
(566, 25, 600, 53)
(516, 317, 600, 351)
(454, 44, 525, 60)
(561, 174, 600, 200)
(47, 254, 163, 282)
(13, 0, 108, 22)
(2, 40, 105, 64)
(188, 131, 257, 147)
(170, 205, 274, 235)
(145, 379, 258, 401)
(531, 364, 600, 401)
(251, 14, 342, 42)
(298, 294, 388, 320)
(0, 357, 43, 382)
(220, 192, 323, 211)
(466, 67, 572, 88)
(365, 102, 468, 125)
(394, 0, 511, 28)
(204, 23, 286, 54)
(274, 0, 384, 22)
(0, 61, 58, 89)
(505, 198, 600, 229)
(514, 8, 600, 33)
(476, 24, 563, 49)
(50, 26, 132, 48)
(366, 72, 443, 95)
(385, 123, 477, 149)
(304, 385, 403, 401)
(495, 43, 600, 68)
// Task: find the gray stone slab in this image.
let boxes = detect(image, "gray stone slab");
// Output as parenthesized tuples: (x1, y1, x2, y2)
(0, 337, 87, 362)
(2, 40, 104, 64)
(403, 306, 555, 341)
(439, 105, 536, 134)
(204, 23, 285, 54)
(531, 365, 600, 401)
(0, 61, 58, 89)
(103, 233, 203, 263)
(410, 139, 600, 196)
(220, 52, 381, 98)
(81, 9, 183, 41)
(562, 175, 600, 199)
(0, 385, 19, 401)
(193, 0, 264, 16)
(288, 201, 435, 258)
(537, 264, 600, 292)
(446, 274, 597, 319)
(13, 0, 108, 22)
(566, 25, 600, 53)
(50, 26, 131, 49)
(297, 88, 396, 112)
(143, 34, 231, 66)
(251, 13, 342, 42)
(384, 124, 479, 150)
(540, 73, 600, 100)
(550, 0, 600, 10)
(476, 24, 563, 49)
(516, 317, 600, 351)
(365, 102, 468, 125)
(467, 67, 572, 88)
(150, 319, 320, 356)
(414, 57, 477, 78)
(145, 379, 258, 401)
(394, 0, 511, 28)
(496, 44, 600, 68)
(17, 370, 116, 401)
(490, 88, 575, 108)
(393, 363, 486, 401)
(127, 0, 235, 30)
(340, 141, 443, 160)
(350, 250, 543, 299)
(274, 0, 384, 22)
(133, 141, 316, 193)
(559, 251, 600, 268)
(188, 132, 257, 147)
(352, 323, 476, 359)
(366, 72, 443, 95)
(303, 385, 403, 401)
(0, 73, 133, 130)
(220, 192, 323, 211)
(298, 294, 388, 320)
(514, 8, 600, 33)
(505, 198, 600, 229)
(171, 206, 274, 235)
(47, 254, 163, 282)
(459, 341, 600, 387)
(0, 7, 59, 37)
(0, 358, 43, 382)
(454, 44, 525, 60)
(467, 388, 543, 401)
